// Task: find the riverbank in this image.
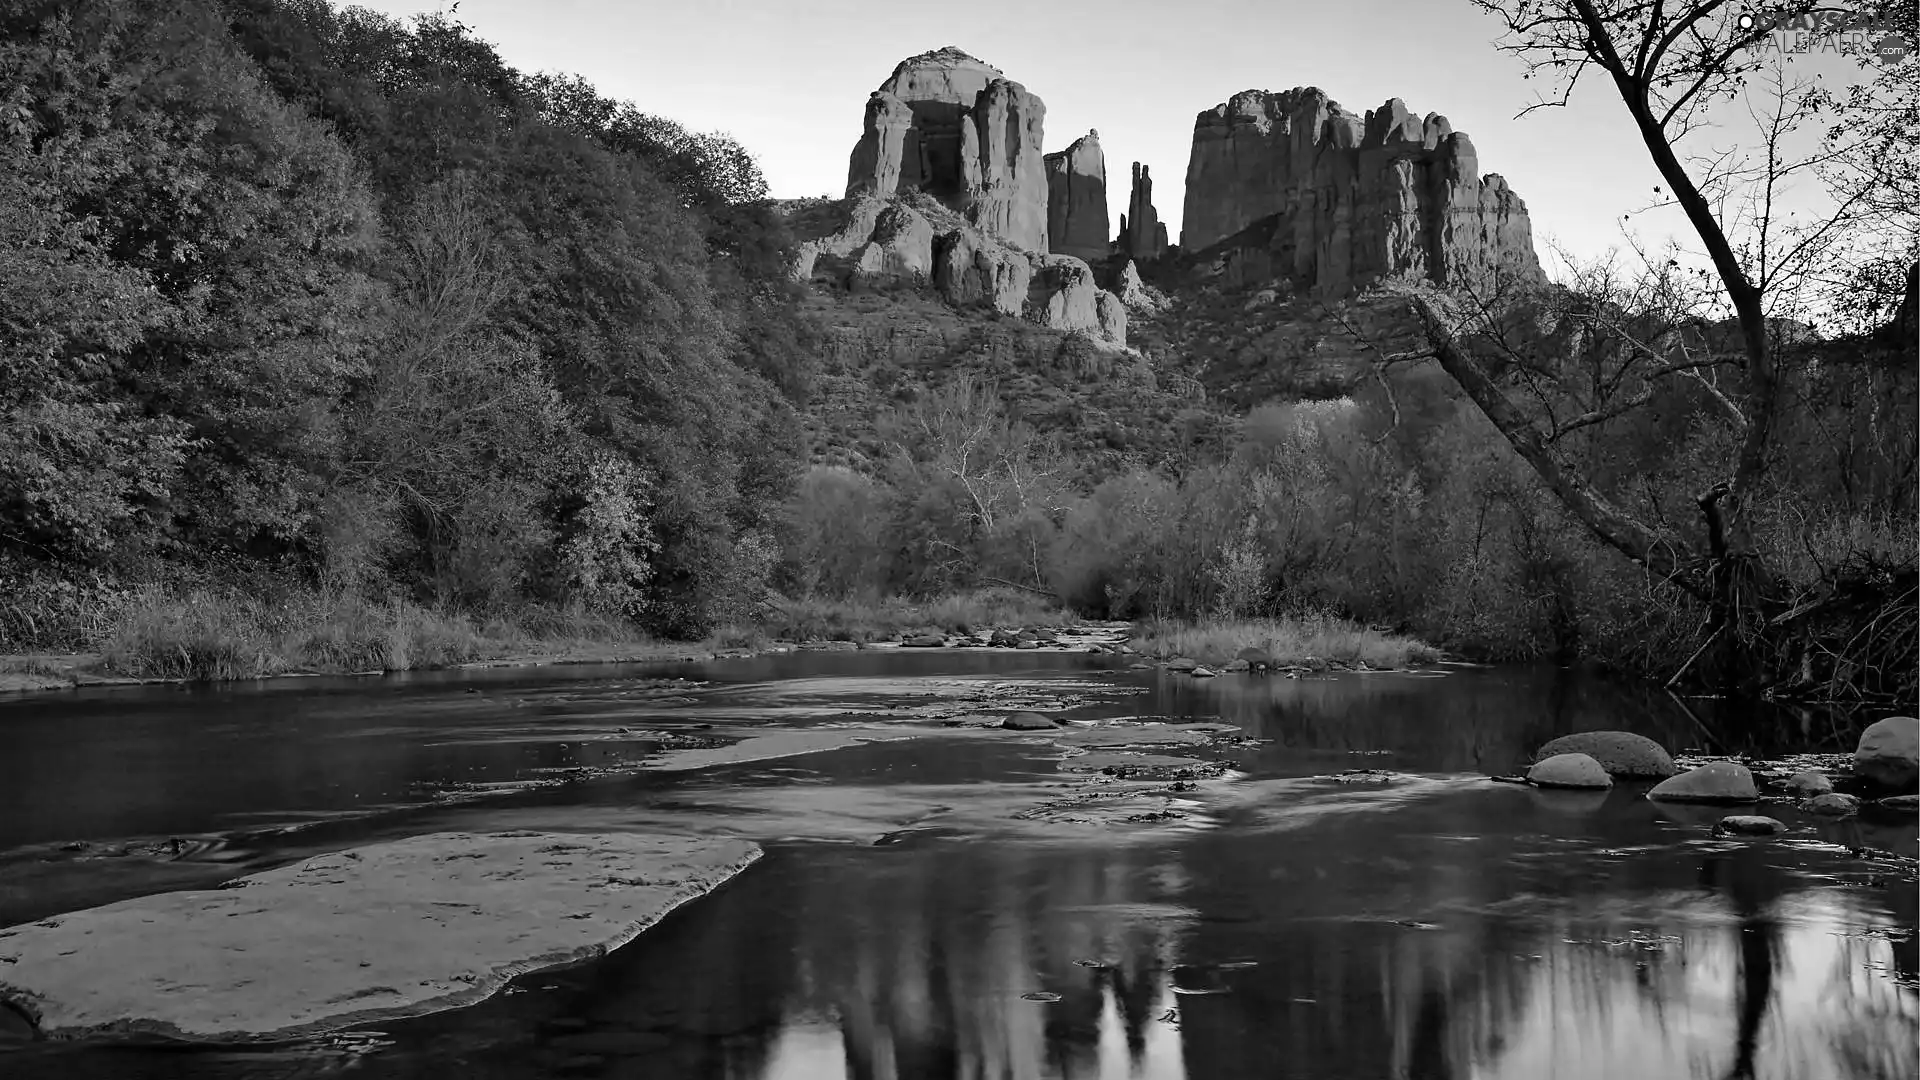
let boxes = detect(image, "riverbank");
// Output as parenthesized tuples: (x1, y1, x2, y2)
(0, 590, 1089, 695)
(0, 599, 1449, 699)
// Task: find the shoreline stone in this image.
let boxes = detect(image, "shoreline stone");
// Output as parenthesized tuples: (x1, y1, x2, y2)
(0, 831, 761, 1043)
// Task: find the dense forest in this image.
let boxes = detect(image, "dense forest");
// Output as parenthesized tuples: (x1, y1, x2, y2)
(2, 0, 1914, 705)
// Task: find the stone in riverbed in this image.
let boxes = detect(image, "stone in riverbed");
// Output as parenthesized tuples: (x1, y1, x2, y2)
(1190, 666, 1217, 678)
(1853, 716, 1920, 793)
(1713, 815, 1787, 836)
(1782, 770, 1833, 797)
(1003, 712, 1060, 731)
(1164, 657, 1198, 672)
(901, 634, 946, 648)
(1525, 752, 1613, 790)
(0, 831, 760, 1042)
(1801, 792, 1862, 816)
(1532, 731, 1677, 780)
(1647, 761, 1758, 804)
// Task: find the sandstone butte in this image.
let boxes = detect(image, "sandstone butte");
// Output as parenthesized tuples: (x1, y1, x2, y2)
(1045, 129, 1108, 262)
(0, 831, 760, 1042)
(794, 47, 1129, 346)
(1179, 87, 1545, 297)
(801, 48, 1547, 350)
(846, 46, 1050, 253)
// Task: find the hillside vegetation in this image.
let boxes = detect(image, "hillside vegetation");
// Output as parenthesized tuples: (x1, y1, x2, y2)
(3, 1, 1913, 704)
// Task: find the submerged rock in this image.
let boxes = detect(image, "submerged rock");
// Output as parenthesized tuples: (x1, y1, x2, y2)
(0, 831, 760, 1042)
(1713, 815, 1787, 837)
(1801, 792, 1862, 816)
(1853, 716, 1920, 793)
(1533, 731, 1677, 780)
(1526, 752, 1613, 790)
(1647, 761, 1758, 804)
(1782, 770, 1834, 797)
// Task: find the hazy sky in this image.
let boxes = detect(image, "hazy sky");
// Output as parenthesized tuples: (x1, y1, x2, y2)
(350, 0, 1871, 279)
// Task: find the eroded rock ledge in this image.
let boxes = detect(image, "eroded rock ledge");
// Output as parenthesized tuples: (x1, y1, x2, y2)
(0, 831, 760, 1042)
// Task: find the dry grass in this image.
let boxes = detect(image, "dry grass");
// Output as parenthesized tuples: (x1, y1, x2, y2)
(1131, 613, 1442, 669)
(91, 585, 1084, 684)
(101, 591, 664, 681)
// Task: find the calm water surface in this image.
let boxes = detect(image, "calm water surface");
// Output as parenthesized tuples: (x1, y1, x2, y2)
(0, 652, 1914, 1079)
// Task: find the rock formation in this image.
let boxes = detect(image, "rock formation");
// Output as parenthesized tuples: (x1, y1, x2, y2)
(1179, 88, 1542, 296)
(1117, 162, 1167, 260)
(787, 194, 1125, 346)
(846, 47, 1049, 253)
(1044, 130, 1108, 262)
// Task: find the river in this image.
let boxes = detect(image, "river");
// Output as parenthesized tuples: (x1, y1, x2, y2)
(1, 650, 1914, 1079)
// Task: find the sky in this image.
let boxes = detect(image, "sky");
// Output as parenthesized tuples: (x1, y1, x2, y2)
(350, 0, 1882, 281)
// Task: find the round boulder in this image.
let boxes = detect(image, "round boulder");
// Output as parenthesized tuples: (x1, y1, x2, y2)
(1781, 770, 1833, 797)
(1002, 712, 1060, 731)
(1713, 815, 1786, 837)
(902, 634, 946, 648)
(1190, 667, 1217, 678)
(1647, 761, 1758, 804)
(1526, 752, 1614, 790)
(1533, 731, 1677, 780)
(1853, 716, 1919, 793)
(1164, 657, 1198, 673)
(1800, 792, 1861, 816)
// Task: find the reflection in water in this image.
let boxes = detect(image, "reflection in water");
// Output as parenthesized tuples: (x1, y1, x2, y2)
(0, 657, 1912, 1080)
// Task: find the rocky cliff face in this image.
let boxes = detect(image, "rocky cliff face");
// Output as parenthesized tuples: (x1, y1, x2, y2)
(1118, 162, 1168, 261)
(1179, 88, 1542, 296)
(846, 47, 1050, 253)
(1044, 130, 1108, 262)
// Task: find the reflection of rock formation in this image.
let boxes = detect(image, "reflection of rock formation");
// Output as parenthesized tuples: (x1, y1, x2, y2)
(799, 845, 1193, 1078)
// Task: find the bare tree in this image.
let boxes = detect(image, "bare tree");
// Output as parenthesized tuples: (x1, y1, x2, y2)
(1381, 0, 1916, 695)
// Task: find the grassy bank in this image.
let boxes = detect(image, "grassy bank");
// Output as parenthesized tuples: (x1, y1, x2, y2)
(1130, 614, 1443, 669)
(3, 587, 1084, 687)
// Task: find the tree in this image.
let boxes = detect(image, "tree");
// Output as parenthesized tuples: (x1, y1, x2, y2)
(1381, 0, 1916, 696)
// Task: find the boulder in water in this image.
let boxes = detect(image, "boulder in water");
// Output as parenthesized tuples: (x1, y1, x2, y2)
(1782, 770, 1833, 797)
(1713, 815, 1786, 836)
(1801, 792, 1862, 816)
(1526, 752, 1613, 790)
(1532, 731, 1677, 780)
(1853, 716, 1919, 793)
(1647, 761, 1758, 804)
(1002, 712, 1059, 731)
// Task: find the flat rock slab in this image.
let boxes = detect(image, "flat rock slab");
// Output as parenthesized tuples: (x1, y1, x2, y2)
(0, 830, 760, 1043)
(643, 729, 913, 772)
